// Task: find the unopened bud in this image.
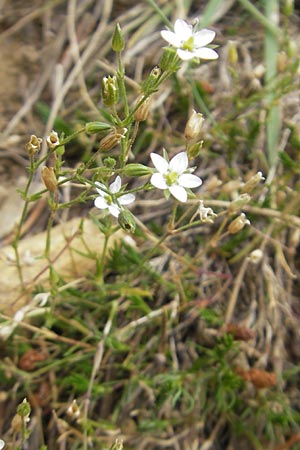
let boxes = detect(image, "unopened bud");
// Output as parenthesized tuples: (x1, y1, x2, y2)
(249, 249, 263, 264)
(102, 75, 119, 107)
(46, 130, 60, 149)
(277, 51, 288, 73)
(228, 41, 238, 66)
(104, 157, 116, 168)
(185, 109, 204, 143)
(112, 23, 124, 52)
(187, 141, 203, 159)
(42, 166, 57, 192)
(228, 213, 250, 234)
(118, 209, 136, 233)
(159, 47, 179, 72)
(17, 398, 31, 418)
(85, 121, 112, 134)
(124, 163, 152, 177)
(241, 172, 265, 194)
(134, 95, 152, 122)
(26, 135, 42, 155)
(99, 128, 127, 151)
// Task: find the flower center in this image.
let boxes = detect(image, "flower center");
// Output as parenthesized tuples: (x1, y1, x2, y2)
(164, 171, 178, 186)
(105, 194, 113, 205)
(182, 36, 194, 52)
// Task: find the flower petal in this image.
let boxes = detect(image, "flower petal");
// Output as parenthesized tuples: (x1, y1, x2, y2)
(119, 193, 135, 205)
(151, 173, 168, 189)
(161, 30, 182, 48)
(194, 47, 219, 60)
(176, 48, 196, 60)
(169, 185, 187, 202)
(94, 196, 108, 210)
(108, 204, 121, 217)
(169, 152, 188, 173)
(178, 173, 202, 188)
(150, 153, 169, 174)
(95, 182, 106, 196)
(110, 176, 121, 193)
(194, 29, 216, 48)
(174, 19, 193, 41)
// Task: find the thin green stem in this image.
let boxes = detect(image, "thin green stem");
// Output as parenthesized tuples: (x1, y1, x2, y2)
(95, 233, 110, 283)
(83, 300, 118, 450)
(237, 0, 279, 37)
(145, 0, 173, 28)
(264, 0, 280, 167)
(12, 155, 36, 286)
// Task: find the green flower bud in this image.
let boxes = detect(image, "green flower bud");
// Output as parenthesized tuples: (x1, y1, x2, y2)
(102, 75, 119, 107)
(85, 121, 112, 134)
(159, 47, 180, 72)
(17, 398, 31, 418)
(187, 141, 203, 159)
(112, 23, 124, 52)
(124, 163, 152, 177)
(118, 209, 136, 233)
(104, 157, 116, 168)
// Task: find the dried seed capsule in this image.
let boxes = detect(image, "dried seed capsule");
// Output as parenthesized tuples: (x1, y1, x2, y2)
(228, 213, 250, 234)
(99, 127, 127, 152)
(185, 109, 204, 142)
(26, 135, 42, 155)
(42, 166, 57, 192)
(46, 130, 60, 149)
(134, 95, 152, 122)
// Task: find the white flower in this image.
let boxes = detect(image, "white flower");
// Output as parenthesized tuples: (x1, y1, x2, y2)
(150, 151, 202, 202)
(161, 19, 218, 61)
(0, 439, 4, 449)
(94, 176, 135, 218)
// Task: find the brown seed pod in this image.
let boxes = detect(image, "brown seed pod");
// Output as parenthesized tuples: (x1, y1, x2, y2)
(225, 323, 255, 341)
(18, 348, 48, 371)
(235, 367, 276, 389)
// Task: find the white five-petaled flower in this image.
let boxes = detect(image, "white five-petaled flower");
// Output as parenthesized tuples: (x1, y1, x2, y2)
(161, 19, 218, 61)
(94, 176, 135, 218)
(150, 151, 202, 203)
